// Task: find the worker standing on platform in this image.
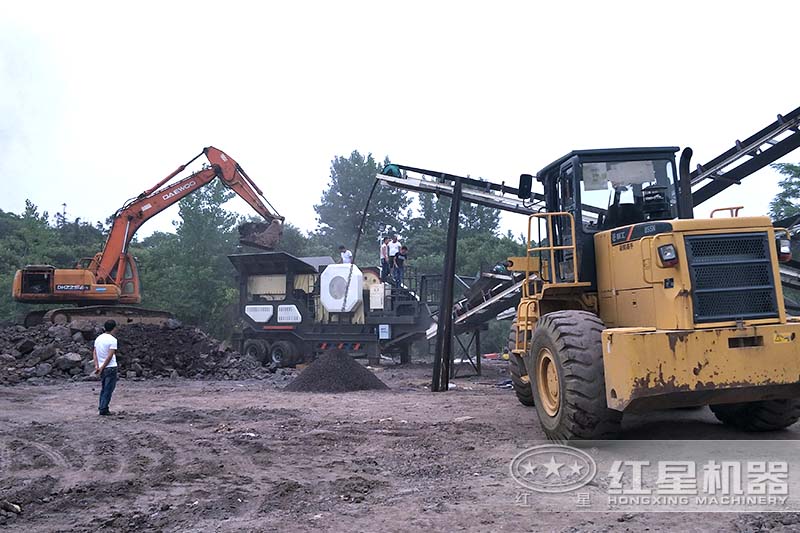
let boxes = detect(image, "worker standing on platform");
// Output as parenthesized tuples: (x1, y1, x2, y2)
(388, 235, 402, 278)
(393, 245, 408, 286)
(339, 245, 353, 264)
(380, 237, 391, 281)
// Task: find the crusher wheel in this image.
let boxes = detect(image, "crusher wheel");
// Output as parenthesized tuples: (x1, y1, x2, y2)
(270, 340, 298, 368)
(243, 339, 270, 365)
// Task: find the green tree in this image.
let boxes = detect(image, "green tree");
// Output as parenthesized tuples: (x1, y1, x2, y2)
(136, 181, 240, 336)
(405, 192, 513, 277)
(314, 151, 410, 256)
(402, 190, 526, 357)
(769, 163, 800, 220)
(0, 201, 105, 322)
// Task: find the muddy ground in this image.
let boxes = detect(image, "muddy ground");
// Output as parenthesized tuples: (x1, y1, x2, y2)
(2, 361, 799, 532)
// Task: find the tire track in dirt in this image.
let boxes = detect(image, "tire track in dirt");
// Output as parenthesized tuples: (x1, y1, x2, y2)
(116, 430, 178, 478)
(152, 414, 286, 524)
(2, 438, 70, 472)
(87, 435, 128, 481)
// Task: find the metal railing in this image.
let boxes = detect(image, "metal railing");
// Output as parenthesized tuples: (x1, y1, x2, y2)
(525, 211, 579, 297)
(514, 212, 580, 355)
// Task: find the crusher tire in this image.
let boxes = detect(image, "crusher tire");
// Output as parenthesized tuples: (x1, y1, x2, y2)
(507, 321, 535, 406)
(270, 340, 297, 367)
(243, 339, 269, 365)
(526, 310, 622, 440)
(710, 399, 800, 431)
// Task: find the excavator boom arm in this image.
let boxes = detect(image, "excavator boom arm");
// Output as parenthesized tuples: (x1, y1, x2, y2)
(204, 147, 281, 222)
(96, 147, 282, 283)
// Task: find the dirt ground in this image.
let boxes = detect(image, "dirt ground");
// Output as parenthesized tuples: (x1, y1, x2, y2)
(2, 361, 800, 532)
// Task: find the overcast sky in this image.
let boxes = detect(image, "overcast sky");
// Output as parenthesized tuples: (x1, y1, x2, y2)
(1, 1, 798, 244)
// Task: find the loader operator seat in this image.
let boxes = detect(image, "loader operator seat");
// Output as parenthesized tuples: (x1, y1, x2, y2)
(603, 202, 645, 229)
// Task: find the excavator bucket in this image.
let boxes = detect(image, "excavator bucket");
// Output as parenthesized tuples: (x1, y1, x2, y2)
(239, 220, 283, 250)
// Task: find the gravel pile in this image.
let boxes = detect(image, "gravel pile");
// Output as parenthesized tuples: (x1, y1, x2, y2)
(114, 323, 276, 380)
(285, 349, 389, 393)
(0, 320, 284, 385)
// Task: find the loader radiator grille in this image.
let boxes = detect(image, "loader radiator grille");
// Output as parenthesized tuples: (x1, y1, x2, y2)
(685, 232, 778, 323)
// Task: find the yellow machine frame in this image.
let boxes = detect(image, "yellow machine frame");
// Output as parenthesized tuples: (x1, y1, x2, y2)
(513, 211, 800, 413)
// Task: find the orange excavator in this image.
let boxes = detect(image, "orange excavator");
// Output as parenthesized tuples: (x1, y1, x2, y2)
(13, 146, 284, 326)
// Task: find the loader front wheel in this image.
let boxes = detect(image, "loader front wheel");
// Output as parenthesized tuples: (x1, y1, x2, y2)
(526, 310, 621, 440)
(507, 321, 534, 406)
(710, 399, 800, 431)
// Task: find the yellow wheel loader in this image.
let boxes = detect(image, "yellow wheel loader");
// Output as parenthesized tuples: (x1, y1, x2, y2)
(511, 147, 800, 440)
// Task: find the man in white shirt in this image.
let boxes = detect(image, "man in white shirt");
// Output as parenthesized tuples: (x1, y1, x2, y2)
(93, 320, 119, 416)
(387, 235, 402, 279)
(339, 245, 353, 264)
(388, 235, 401, 263)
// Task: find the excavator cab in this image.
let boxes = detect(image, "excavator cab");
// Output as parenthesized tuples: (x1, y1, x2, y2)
(107, 253, 142, 303)
(13, 252, 140, 307)
(17, 265, 55, 295)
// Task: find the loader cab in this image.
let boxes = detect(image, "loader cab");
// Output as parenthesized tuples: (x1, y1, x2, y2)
(534, 147, 680, 286)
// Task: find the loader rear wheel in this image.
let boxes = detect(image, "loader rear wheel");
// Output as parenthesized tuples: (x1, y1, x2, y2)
(710, 399, 800, 431)
(526, 310, 622, 441)
(270, 340, 297, 367)
(507, 321, 534, 406)
(243, 339, 269, 365)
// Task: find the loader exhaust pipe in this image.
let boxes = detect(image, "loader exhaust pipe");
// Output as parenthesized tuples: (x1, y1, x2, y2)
(678, 147, 694, 219)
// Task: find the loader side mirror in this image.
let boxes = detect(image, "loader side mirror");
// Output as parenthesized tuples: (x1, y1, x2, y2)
(518, 174, 533, 199)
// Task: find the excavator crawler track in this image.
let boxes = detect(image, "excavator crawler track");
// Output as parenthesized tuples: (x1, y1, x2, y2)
(33, 306, 174, 327)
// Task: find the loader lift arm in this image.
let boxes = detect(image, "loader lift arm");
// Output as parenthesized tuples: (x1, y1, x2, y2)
(96, 146, 283, 285)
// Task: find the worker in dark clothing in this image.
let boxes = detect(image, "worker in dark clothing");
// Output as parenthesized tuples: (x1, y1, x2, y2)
(393, 245, 408, 286)
(492, 260, 512, 275)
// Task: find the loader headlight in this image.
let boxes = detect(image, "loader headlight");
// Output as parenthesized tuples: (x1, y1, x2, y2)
(778, 238, 792, 263)
(658, 244, 678, 267)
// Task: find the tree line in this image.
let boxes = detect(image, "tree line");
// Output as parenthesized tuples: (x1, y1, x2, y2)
(1, 150, 525, 351)
(5, 154, 796, 351)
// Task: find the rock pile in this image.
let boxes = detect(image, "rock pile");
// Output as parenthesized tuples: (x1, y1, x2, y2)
(285, 349, 389, 393)
(0, 322, 97, 385)
(0, 320, 277, 385)
(115, 323, 271, 380)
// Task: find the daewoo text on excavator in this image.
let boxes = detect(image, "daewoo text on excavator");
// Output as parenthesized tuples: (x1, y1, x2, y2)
(12, 147, 283, 326)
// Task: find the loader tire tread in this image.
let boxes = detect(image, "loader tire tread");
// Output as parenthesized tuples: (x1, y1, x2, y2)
(528, 310, 622, 441)
(710, 399, 800, 431)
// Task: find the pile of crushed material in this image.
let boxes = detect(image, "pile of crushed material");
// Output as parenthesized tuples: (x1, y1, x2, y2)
(0, 320, 287, 385)
(285, 349, 389, 393)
